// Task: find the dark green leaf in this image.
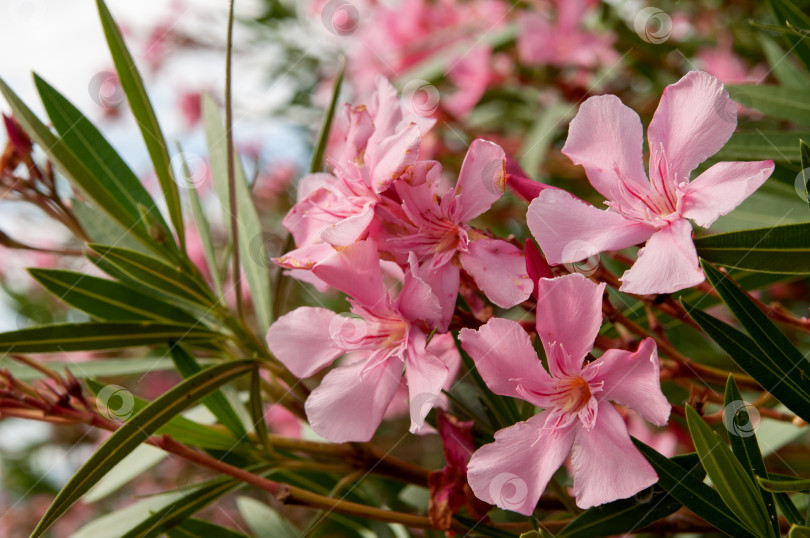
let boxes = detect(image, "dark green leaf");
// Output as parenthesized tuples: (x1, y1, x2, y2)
(727, 84, 810, 126)
(633, 439, 757, 537)
(166, 519, 248, 538)
(0, 356, 181, 381)
(790, 525, 810, 538)
(29, 269, 199, 325)
(759, 36, 810, 89)
(30, 360, 255, 536)
(714, 131, 810, 163)
(170, 345, 247, 438)
(801, 139, 810, 209)
(95, 0, 185, 247)
(695, 222, 810, 275)
(724, 377, 779, 536)
(685, 405, 773, 537)
(309, 56, 345, 174)
(766, 0, 810, 71)
(758, 476, 810, 493)
(0, 322, 218, 353)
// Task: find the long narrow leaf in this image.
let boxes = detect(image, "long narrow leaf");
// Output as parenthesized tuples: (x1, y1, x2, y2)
(694, 222, 810, 274)
(30, 359, 255, 536)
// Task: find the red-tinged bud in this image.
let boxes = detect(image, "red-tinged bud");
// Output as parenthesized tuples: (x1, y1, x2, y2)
(2, 114, 33, 159)
(525, 238, 552, 300)
(505, 155, 555, 202)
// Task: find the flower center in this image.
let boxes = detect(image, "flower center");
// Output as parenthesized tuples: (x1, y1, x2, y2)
(555, 376, 592, 414)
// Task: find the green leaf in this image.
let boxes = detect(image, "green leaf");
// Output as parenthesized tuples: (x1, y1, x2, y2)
(170, 345, 247, 438)
(790, 525, 810, 538)
(89, 244, 216, 308)
(85, 444, 166, 502)
(801, 139, 810, 209)
(685, 405, 774, 537)
(724, 377, 779, 536)
(96, 0, 185, 247)
(184, 161, 223, 297)
(203, 95, 272, 330)
(759, 36, 810, 89)
(85, 378, 241, 451)
(758, 476, 810, 493)
(633, 439, 757, 537)
(249, 366, 271, 453)
(309, 56, 345, 174)
(72, 491, 187, 538)
(29, 269, 199, 325)
(766, 0, 810, 71)
(166, 520, 248, 538)
(775, 489, 806, 526)
(694, 222, 810, 274)
(697, 261, 810, 422)
(714, 131, 810, 163)
(236, 496, 300, 538)
(0, 321, 218, 353)
(30, 359, 255, 536)
(0, 356, 181, 381)
(727, 84, 810, 126)
(33, 75, 175, 257)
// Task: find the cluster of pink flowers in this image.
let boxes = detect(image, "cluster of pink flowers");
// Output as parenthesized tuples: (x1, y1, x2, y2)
(266, 70, 772, 511)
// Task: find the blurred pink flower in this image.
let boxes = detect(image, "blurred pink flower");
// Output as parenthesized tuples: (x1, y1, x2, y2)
(528, 71, 774, 294)
(460, 273, 670, 512)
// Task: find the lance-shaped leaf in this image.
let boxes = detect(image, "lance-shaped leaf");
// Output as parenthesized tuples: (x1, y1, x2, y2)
(727, 84, 810, 126)
(713, 131, 810, 164)
(694, 222, 810, 275)
(685, 405, 774, 538)
(33, 75, 176, 257)
(0, 322, 219, 353)
(203, 95, 272, 330)
(766, 0, 810, 71)
(170, 345, 247, 439)
(30, 359, 256, 537)
(633, 439, 757, 537)
(95, 0, 185, 248)
(724, 377, 779, 536)
(801, 139, 810, 209)
(167, 519, 249, 538)
(758, 476, 810, 493)
(29, 269, 199, 325)
(89, 244, 216, 308)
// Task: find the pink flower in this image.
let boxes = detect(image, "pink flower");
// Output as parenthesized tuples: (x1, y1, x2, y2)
(527, 71, 774, 295)
(517, 0, 617, 69)
(460, 273, 670, 513)
(267, 239, 453, 442)
(384, 139, 533, 330)
(696, 34, 768, 86)
(275, 77, 433, 272)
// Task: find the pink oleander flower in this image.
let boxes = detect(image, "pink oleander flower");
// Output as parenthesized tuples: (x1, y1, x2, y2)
(267, 239, 453, 442)
(517, 0, 617, 69)
(460, 273, 670, 513)
(384, 139, 533, 330)
(696, 34, 768, 85)
(527, 71, 775, 295)
(275, 77, 434, 274)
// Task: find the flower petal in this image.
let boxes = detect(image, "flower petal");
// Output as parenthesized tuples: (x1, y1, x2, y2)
(681, 160, 775, 228)
(312, 240, 388, 308)
(586, 337, 670, 426)
(305, 353, 402, 443)
(398, 254, 443, 325)
(647, 71, 736, 182)
(535, 274, 605, 376)
(619, 218, 704, 295)
(406, 331, 450, 433)
(561, 94, 649, 202)
(366, 123, 422, 193)
(570, 401, 658, 509)
(266, 307, 345, 378)
(460, 237, 533, 308)
(459, 318, 551, 399)
(467, 412, 575, 515)
(527, 189, 657, 265)
(320, 201, 376, 247)
(454, 139, 507, 222)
